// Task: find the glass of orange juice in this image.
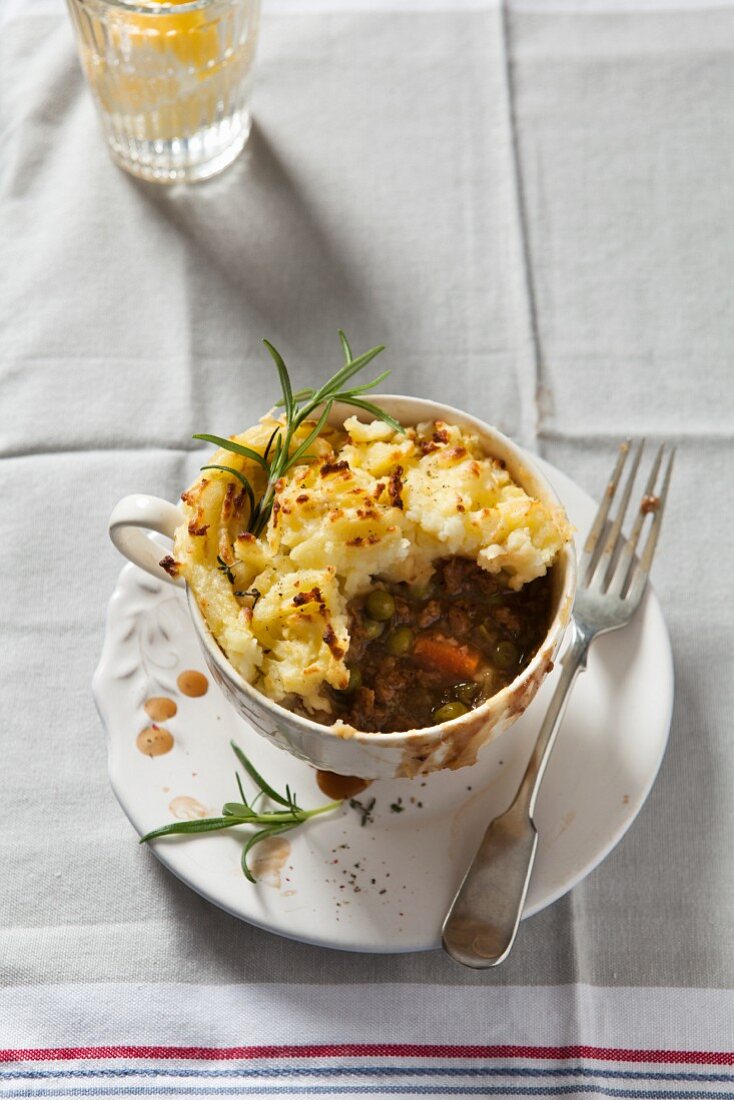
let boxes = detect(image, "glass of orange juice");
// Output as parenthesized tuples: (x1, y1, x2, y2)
(66, 0, 260, 182)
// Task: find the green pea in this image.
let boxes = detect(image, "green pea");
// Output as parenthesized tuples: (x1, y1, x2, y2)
(343, 666, 362, 693)
(492, 640, 519, 670)
(433, 700, 470, 724)
(365, 588, 396, 622)
(477, 623, 497, 647)
(454, 681, 479, 706)
(385, 626, 414, 656)
(363, 618, 385, 642)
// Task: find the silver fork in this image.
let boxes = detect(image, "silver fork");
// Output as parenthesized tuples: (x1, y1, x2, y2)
(442, 440, 675, 969)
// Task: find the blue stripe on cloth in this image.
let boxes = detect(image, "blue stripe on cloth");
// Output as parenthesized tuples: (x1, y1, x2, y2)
(3, 1067, 733, 1084)
(1, 1083, 733, 1099)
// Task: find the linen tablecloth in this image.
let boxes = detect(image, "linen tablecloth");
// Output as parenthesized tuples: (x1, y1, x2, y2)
(1, 0, 732, 1095)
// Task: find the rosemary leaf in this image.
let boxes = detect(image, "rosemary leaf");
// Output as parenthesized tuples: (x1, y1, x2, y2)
(139, 817, 239, 842)
(230, 741, 292, 807)
(263, 339, 294, 423)
(286, 402, 333, 469)
(338, 329, 353, 363)
(235, 770, 249, 806)
(274, 388, 314, 408)
(307, 345, 386, 409)
(336, 395, 404, 434)
(263, 426, 280, 463)
(193, 434, 270, 471)
(339, 370, 391, 398)
(201, 464, 255, 516)
(241, 823, 296, 883)
(222, 802, 254, 817)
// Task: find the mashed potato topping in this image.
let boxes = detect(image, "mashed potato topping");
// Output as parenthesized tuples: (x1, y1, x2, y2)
(170, 414, 572, 714)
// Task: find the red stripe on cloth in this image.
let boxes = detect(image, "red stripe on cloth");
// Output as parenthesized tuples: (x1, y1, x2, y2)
(0, 1045, 732, 1065)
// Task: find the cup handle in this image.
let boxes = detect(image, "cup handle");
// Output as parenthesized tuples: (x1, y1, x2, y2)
(109, 494, 185, 588)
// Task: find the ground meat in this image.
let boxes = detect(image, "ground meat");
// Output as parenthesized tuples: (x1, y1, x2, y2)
(418, 600, 442, 628)
(448, 603, 474, 639)
(440, 557, 466, 595)
(392, 595, 413, 624)
(374, 660, 410, 706)
(347, 686, 382, 731)
(493, 605, 524, 635)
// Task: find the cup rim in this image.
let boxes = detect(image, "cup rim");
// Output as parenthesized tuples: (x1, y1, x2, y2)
(186, 394, 577, 745)
(73, 0, 249, 17)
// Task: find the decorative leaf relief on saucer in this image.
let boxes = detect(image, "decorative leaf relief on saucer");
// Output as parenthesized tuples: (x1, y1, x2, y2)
(111, 571, 190, 706)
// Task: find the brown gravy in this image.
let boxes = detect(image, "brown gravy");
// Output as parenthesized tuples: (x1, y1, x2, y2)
(136, 725, 174, 757)
(144, 696, 178, 721)
(177, 670, 209, 697)
(316, 770, 370, 800)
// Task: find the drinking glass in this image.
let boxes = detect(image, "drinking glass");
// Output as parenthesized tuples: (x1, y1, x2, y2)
(66, 0, 260, 182)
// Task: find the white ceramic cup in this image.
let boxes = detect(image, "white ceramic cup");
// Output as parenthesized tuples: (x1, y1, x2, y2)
(109, 396, 577, 779)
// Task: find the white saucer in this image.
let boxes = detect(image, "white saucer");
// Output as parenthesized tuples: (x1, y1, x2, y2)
(94, 457, 674, 953)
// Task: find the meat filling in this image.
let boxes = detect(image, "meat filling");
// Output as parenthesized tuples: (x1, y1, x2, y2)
(301, 556, 553, 733)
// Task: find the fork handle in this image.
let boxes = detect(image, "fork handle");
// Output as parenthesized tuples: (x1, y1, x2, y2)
(442, 623, 590, 968)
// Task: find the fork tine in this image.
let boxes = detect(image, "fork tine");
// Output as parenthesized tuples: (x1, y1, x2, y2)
(579, 440, 631, 584)
(597, 439, 645, 590)
(608, 443, 665, 596)
(625, 447, 675, 606)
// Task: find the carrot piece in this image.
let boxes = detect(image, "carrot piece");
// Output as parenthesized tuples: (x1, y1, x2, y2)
(413, 635, 480, 678)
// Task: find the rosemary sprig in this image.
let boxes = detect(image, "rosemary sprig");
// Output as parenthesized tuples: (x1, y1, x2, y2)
(139, 741, 342, 883)
(193, 331, 403, 542)
(216, 555, 237, 584)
